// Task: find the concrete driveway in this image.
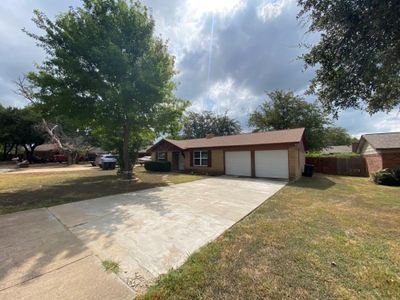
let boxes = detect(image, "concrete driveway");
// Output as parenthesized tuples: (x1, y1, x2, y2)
(0, 176, 286, 298)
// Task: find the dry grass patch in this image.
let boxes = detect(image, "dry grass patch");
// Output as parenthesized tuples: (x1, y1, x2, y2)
(0, 166, 204, 215)
(140, 174, 400, 299)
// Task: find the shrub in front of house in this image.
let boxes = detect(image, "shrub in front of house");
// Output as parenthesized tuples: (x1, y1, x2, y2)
(144, 161, 171, 172)
(372, 167, 400, 186)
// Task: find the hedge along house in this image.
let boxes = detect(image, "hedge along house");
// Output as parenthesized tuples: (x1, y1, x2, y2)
(356, 132, 400, 174)
(149, 128, 306, 181)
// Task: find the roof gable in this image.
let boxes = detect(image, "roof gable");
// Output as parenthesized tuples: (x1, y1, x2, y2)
(358, 132, 400, 152)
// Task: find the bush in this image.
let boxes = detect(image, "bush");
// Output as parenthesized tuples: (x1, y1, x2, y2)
(372, 167, 400, 186)
(144, 160, 171, 172)
(306, 151, 360, 158)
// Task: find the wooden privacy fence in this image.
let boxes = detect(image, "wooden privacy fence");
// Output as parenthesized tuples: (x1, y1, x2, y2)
(306, 157, 368, 177)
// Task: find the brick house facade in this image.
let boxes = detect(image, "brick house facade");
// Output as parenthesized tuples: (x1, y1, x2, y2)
(357, 132, 400, 174)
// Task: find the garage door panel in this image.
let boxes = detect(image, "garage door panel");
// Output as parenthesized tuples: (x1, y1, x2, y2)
(225, 151, 251, 177)
(255, 150, 288, 179)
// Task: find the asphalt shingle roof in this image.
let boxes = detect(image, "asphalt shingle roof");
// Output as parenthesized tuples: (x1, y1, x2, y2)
(163, 128, 305, 150)
(321, 145, 353, 154)
(362, 132, 400, 150)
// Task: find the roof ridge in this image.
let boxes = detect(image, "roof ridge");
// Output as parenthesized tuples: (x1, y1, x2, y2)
(167, 127, 305, 142)
(364, 131, 400, 136)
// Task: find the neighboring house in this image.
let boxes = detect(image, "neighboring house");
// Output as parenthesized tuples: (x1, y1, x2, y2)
(356, 132, 400, 174)
(320, 143, 359, 155)
(35, 143, 61, 159)
(149, 128, 306, 180)
(321, 145, 353, 155)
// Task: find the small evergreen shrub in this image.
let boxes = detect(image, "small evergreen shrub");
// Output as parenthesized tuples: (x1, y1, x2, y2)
(306, 151, 360, 158)
(372, 167, 400, 186)
(144, 160, 171, 172)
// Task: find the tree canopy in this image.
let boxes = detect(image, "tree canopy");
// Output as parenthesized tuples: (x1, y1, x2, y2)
(324, 127, 357, 146)
(182, 111, 241, 139)
(0, 106, 46, 161)
(248, 90, 331, 150)
(23, 0, 188, 178)
(299, 0, 400, 115)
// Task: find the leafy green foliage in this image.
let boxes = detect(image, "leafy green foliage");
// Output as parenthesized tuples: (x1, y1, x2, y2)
(299, 0, 400, 115)
(324, 127, 357, 146)
(23, 0, 188, 177)
(0, 106, 46, 160)
(182, 111, 241, 139)
(372, 167, 400, 186)
(248, 90, 330, 150)
(144, 160, 171, 172)
(306, 151, 360, 158)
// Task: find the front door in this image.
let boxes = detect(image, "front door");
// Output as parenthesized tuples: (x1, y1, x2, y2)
(172, 152, 180, 171)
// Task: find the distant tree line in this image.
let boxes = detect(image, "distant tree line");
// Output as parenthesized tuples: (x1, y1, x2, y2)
(177, 90, 356, 151)
(0, 105, 46, 161)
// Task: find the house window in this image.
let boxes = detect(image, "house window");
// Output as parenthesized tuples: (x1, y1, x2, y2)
(158, 151, 167, 161)
(193, 150, 208, 166)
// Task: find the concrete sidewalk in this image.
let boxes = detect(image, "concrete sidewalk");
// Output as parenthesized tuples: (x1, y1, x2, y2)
(0, 209, 133, 300)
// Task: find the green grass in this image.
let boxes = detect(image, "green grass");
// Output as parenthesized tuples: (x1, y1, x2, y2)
(140, 174, 400, 299)
(102, 260, 120, 274)
(0, 166, 204, 215)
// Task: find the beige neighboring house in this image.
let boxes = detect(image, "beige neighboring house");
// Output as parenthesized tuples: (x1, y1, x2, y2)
(356, 132, 400, 174)
(149, 128, 306, 181)
(34, 143, 61, 159)
(321, 145, 353, 154)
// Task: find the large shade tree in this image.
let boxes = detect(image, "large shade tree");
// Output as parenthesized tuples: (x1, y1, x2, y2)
(299, 0, 400, 115)
(182, 111, 241, 139)
(23, 0, 187, 179)
(248, 90, 331, 150)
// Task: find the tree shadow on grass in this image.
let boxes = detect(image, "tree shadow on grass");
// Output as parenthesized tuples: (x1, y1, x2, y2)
(290, 175, 336, 190)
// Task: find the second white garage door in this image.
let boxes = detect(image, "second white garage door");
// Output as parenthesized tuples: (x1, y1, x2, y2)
(255, 150, 289, 179)
(225, 151, 251, 177)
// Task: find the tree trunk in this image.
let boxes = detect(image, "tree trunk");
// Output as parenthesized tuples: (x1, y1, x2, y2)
(67, 151, 73, 165)
(2, 143, 7, 161)
(72, 152, 79, 164)
(122, 123, 132, 180)
(23, 145, 37, 163)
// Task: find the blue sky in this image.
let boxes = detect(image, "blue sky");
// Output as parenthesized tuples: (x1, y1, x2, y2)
(0, 0, 399, 137)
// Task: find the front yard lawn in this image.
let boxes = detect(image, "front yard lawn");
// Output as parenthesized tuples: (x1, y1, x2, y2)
(0, 166, 203, 215)
(141, 174, 400, 299)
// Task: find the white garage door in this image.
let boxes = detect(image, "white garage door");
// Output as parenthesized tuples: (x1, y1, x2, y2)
(225, 151, 251, 177)
(255, 150, 289, 179)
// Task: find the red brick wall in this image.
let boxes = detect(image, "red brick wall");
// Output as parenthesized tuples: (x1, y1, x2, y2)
(382, 153, 400, 169)
(364, 154, 383, 174)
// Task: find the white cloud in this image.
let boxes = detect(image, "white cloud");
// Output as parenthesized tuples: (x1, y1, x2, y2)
(257, 0, 292, 21)
(188, 78, 262, 130)
(371, 111, 400, 133)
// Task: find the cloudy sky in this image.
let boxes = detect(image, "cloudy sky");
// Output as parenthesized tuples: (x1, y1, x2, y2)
(0, 0, 399, 136)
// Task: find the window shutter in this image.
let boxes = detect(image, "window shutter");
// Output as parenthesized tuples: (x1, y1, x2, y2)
(208, 150, 212, 167)
(190, 151, 193, 167)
